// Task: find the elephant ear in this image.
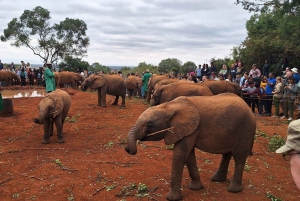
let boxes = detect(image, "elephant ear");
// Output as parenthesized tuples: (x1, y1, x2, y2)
(92, 75, 105, 88)
(50, 94, 64, 119)
(164, 98, 200, 145)
(160, 85, 174, 103)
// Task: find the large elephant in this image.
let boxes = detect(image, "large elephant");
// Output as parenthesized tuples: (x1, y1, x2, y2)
(151, 82, 213, 106)
(126, 76, 143, 98)
(202, 80, 242, 96)
(57, 71, 85, 89)
(33, 89, 71, 144)
(81, 74, 126, 107)
(125, 94, 256, 201)
(146, 74, 168, 103)
(54, 72, 59, 87)
(154, 79, 179, 89)
(0, 71, 20, 86)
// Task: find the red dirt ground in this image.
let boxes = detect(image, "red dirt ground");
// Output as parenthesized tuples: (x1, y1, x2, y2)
(0, 87, 299, 201)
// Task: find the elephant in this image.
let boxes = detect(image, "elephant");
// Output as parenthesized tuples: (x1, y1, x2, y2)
(154, 79, 179, 90)
(151, 82, 213, 106)
(33, 89, 71, 144)
(57, 71, 85, 89)
(202, 80, 242, 96)
(0, 71, 21, 86)
(125, 93, 256, 201)
(54, 72, 59, 87)
(146, 74, 168, 103)
(126, 75, 141, 99)
(81, 74, 126, 108)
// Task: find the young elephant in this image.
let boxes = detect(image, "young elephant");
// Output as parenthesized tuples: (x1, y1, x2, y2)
(33, 89, 71, 144)
(125, 93, 256, 201)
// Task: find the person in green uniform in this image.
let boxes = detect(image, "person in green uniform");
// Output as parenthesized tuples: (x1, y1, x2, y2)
(142, 69, 151, 99)
(44, 62, 56, 93)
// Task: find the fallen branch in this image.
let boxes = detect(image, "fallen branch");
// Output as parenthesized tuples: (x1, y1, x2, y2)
(0, 178, 13, 185)
(20, 173, 44, 181)
(96, 161, 142, 165)
(91, 186, 106, 196)
(29, 148, 63, 150)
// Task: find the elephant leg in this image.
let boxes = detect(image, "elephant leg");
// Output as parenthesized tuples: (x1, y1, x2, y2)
(112, 95, 119, 105)
(166, 138, 193, 201)
(42, 119, 51, 144)
(211, 152, 232, 182)
(227, 153, 247, 193)
(97, 88, 102, 106)
(186, 148, 203, 190)
(55, 117, 65, 143)
(71, 80, 76, 89)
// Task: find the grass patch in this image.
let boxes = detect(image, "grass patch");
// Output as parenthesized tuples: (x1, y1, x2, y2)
(268, 135, 285, 152)
(65, 114, 80, 123)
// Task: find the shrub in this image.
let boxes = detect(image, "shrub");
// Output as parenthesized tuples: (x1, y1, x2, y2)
(268, 135, 285, 152)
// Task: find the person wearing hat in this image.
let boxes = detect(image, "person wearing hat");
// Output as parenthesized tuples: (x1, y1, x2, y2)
(44, 62, 56, 93)
(291, 68, 300, 84)
(276, 119, 300, 189)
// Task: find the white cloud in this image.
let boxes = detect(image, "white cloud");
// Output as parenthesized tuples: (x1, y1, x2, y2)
(0, 0, 252, 66)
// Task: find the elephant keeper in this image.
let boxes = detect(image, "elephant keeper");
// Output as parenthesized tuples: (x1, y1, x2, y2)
(276, 119, 300, 189)
(44, 62, 56, 93)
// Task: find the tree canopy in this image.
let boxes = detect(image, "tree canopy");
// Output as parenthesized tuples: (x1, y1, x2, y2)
(158, 58, 182, 75)
(1, 6, 90, 64)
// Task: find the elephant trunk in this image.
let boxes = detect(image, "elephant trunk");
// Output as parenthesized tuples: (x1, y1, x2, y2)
(125, 120, 145, 155)
(33, 112, 45, 124)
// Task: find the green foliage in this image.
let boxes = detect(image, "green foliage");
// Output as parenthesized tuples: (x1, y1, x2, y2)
(268, 135, 285, 152)
(59, 56, 90, 72)
(65, 114, 80, 123)
(1, 6, 89, 64)
(266, 192, 282, 201)
(233, 2, 300, 73)
(88, 62, 111, 74)
(180, 61, 196, 75)
(158, 58, 182, 74)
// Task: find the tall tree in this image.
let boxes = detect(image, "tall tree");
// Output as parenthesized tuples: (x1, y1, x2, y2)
(158, 58, 182, 75)
(180, 61, 196, 75)
(59, 56, 90, 72)
(0, 6, 90, 64)
(88, 62, 111, 74)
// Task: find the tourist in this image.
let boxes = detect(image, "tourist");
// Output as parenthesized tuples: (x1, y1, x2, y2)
(272, 77, 283, 118)
(281, 76, 298, 120)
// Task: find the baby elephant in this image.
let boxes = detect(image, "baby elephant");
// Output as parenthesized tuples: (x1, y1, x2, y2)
(33, 89, 71, 144)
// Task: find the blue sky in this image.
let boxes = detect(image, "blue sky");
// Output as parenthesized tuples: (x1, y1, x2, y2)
(0, 0, 252, 66)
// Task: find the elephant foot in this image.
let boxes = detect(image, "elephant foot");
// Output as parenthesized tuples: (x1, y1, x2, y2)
(42, 139, 50, 144)
(119, 105, 125, 109)
(50, 133, 53, 137)
(57, 138, 65, 143)
(166, 190, 183, 201)
(228, 182, 243, 193)
(211, 172, 227, 182)
(188, 180, 204, 190)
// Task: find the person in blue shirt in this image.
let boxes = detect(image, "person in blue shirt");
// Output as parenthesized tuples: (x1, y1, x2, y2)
(196, 65, 202, 81)
(291, 68, 300, 84)
(265, 72, 276, 116)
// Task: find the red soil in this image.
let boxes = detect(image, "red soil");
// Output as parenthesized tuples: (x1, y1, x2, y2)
(0, 88, 299, 201)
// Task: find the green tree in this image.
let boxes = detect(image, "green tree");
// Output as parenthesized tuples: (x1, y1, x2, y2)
(158, 58, 182, 75)
(180, 61, 196, 75)
(59, 56, 90, 72)
(88, 62, 111, 74)
(1, 6, 89, 64)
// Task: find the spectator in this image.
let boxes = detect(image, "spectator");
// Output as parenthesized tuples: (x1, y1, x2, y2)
(243, 81, 258, 114)
(276, 119, 300, 189)
(281, 76, 299, 120)
(252, 71, 261, 87)
(10, 62, 15, 71)
(291, 68, 300, 84)
(219, 64, 228, 78)
(229, 63, 236, 82)
(249, 64, 261, 78)
(272, 76, 283, 118)
(36, 67, 43, 86)
(28, 68, 35, 86)
(20, 68, 27, 86)
(225, 74, 234, 82)
(211, 72, 219, 80)
(196, 65, 202, 81)
(280, 58, 289, 76)
(240, 72, 249, 87)
(201, 64, 209, 77)
(265, 72, 276, 116)
(142, 69, 151, 99)
(244, 82, 267, 116)
(209, 62, 217, 76)
(190, 72, 198, 83)
(262, 59, 270, 77)
(235, 62, 244, 84)
(44, 62, 56, 93)
(0, 60, 3, 70)
(218, 74, 225, 81)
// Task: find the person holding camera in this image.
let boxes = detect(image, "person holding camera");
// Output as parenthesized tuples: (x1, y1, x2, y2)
(281, 76, 299, 120)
